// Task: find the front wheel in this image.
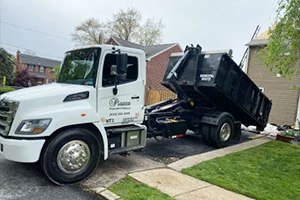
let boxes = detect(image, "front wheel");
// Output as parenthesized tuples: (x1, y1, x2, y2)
(40, 128, 101, 185)
(210, 116, 234, 148)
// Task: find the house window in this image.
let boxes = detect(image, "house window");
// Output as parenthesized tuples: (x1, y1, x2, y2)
(40, 66, 45, 73)
(102, 54, 138, 87)
(28, 64, 34, 72)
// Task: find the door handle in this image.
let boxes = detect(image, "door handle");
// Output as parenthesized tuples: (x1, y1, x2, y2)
(131, 96, 140, 99)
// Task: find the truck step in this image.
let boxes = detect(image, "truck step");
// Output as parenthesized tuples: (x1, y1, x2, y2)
(106, 125, 147, 155)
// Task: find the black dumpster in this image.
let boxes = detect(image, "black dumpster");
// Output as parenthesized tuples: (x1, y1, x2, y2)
(162, 50, 272, 129)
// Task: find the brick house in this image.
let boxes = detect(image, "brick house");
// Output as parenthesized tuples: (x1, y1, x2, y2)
(15, 50, 61, 85)
(106, 37, 182, 91)
(245, 29, 300, 126)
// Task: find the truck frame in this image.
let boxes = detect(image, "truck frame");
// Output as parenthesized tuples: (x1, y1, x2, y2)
(0, 44, 271, 185)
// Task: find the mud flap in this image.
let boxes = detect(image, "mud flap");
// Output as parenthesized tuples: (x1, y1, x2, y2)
(233, 122, 242, 141)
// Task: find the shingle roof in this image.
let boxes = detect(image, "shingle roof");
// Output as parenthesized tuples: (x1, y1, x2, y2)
(246, 39, 268, 46)
(20, 54, 61, 68)
(110, 37, 177, 59)
(246, 28, 270, 46)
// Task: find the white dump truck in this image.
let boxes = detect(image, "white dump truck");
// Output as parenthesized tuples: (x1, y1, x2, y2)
(0, 44, 271, 185)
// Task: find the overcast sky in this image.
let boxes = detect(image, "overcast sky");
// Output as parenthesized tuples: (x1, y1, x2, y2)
(0, 0, 277, 63)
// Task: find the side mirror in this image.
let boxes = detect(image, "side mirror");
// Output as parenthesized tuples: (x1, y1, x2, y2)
(116, 53, 128, 82)
(112, 53, 128, 95)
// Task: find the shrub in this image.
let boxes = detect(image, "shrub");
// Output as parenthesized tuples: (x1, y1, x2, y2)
(0, 87, 15, 95)
(13, 69, 36, 87)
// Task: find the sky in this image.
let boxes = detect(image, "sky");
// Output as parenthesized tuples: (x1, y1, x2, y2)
(0, 0, 277, 63)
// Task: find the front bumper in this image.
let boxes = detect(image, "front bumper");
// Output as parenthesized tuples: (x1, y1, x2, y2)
(0, 136, 45, 163)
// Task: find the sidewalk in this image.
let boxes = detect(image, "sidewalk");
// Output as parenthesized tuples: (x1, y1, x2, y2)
(130, 168, 253, 200)
(95, 138, 270, 200)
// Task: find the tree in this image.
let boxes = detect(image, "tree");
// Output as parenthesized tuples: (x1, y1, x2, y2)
(52, 65, 60, 81)
(0, 48, 14, 86)
(71, 18, 109, 45)
(71, 8, 164, 46)
(263, 0, 300, 79)
(138, 19, 164, 46)
(14, 69, 36, 87)
(109, 8, 142, 41)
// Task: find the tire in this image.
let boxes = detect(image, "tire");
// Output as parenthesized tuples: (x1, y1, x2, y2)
(200, 124, 211, 145)
(40, 128, 101, 185)
(209, 116, 234, 148)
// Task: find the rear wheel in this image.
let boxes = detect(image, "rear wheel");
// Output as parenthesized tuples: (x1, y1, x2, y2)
(210, 116, 234, 148)
(40, 128, 101, 185)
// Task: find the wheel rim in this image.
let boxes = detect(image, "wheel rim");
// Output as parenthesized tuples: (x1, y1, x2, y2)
(57, 140, 91, 174)
(220, 123, 231, 142)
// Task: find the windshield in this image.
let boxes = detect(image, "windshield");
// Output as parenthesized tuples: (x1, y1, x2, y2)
(58, 48, 101, 86)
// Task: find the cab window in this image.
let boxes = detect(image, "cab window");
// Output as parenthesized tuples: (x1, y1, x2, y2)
(102, 54, 138, 87)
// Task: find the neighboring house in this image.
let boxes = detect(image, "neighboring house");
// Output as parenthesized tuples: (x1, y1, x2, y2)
(246, 29, 300, 126)
(15, 50, 61, 85)
(106, 37, 182, 91)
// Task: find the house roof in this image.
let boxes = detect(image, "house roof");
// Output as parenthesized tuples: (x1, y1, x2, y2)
(20, 54, 61, 68)
(246, 28, 270, 46)
(110, 37, 179, 59)
(247, 39, 268, 46)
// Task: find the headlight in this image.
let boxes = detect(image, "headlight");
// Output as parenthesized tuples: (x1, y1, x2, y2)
(16, 118, 52, 135)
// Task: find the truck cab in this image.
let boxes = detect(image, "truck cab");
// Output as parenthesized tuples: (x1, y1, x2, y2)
(0, 45, 147, 184)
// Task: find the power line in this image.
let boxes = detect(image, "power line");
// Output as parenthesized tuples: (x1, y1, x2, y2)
(0, 41, 63, 60)
(0, 20, 71, 41)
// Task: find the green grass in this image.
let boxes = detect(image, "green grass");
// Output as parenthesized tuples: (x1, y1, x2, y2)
(182, 141, 300, 200)
(109, 176, 174, 200)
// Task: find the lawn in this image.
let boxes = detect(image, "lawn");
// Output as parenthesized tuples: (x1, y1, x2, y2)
(182, 141, 300, 200)
(109, 176, 174, 200)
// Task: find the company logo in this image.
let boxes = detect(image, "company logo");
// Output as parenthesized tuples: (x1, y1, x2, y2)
(109, 97, 130, 107)
(200, 74, 214, 81)
(109, 97, 119, 107)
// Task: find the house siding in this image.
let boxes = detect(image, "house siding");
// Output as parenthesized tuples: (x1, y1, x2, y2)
(247, 46, 300, 125)
(146, 45, 182, 91)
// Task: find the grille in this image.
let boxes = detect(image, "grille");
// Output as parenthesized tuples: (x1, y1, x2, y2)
(0, 98, 19, 136)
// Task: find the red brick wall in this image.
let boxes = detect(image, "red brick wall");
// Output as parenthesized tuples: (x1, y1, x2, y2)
(45, 67, 54, 83)
(15, 51, 24, 72)
(146, 45, 182, 91)
(34, 65, 39, 73)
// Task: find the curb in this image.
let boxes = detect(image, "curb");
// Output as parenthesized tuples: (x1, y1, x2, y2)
(168, 137, 270, 171)
(89, 187, 122, 200)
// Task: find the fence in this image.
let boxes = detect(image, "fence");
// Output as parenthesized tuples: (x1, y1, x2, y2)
(145, 90, 176, 105)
